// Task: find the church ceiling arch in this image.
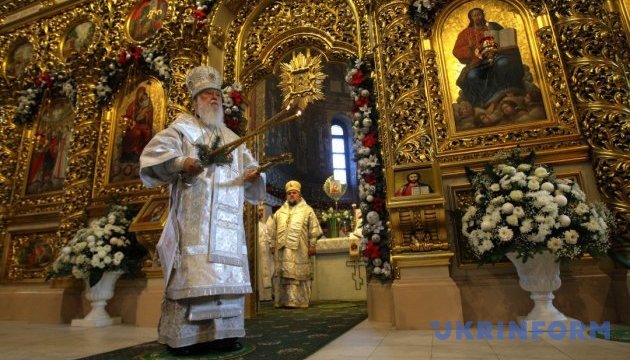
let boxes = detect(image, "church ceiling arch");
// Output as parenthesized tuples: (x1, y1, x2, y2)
(218, 0, 369, 88)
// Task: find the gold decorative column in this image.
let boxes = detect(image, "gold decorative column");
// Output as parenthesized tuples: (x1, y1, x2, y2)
(550, 1, 630, 239)
(372, 0, 462, 329)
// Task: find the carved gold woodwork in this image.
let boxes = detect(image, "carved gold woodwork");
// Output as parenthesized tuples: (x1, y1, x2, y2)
(548, 0, 630, 237)
(373, 1, 426, 167)
(222, 0, 368, 92)
(390, 205, 449, 254)
(0, 1, 212, 281)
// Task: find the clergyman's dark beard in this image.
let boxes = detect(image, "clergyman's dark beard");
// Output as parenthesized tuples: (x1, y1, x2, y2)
(288, 199, 298, 206)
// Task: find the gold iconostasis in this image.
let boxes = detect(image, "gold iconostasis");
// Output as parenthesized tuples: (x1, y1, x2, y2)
(0, 0, 628, 284)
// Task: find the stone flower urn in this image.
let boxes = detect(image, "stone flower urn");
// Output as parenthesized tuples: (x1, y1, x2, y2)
(506, 251, 573, 329)
(71, 270, 124, 327)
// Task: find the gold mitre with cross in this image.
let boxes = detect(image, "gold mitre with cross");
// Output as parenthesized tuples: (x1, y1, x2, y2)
(285, 180, 301, 193)
(185, 66, 222, 98)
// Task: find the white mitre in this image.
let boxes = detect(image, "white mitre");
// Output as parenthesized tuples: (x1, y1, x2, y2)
(185, 65, 222, 98)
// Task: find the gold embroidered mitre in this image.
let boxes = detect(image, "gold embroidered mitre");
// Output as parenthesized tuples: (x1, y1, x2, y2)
(285, 180, 301, 193)
(185, 66, 222, 98)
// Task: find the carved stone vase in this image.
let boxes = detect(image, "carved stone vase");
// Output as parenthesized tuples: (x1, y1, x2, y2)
(71, 270, 124, 327)
(506, 251, 572, 328)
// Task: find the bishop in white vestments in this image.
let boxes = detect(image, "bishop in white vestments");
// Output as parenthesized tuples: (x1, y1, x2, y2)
(139, 66, 265, 354)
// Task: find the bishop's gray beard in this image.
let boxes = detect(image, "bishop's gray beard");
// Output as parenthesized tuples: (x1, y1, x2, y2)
(197, 102, 224, 128)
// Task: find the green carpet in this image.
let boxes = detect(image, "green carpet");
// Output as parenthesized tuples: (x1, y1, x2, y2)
(595, 325, 630, 343)
(79, 301, 367, 360)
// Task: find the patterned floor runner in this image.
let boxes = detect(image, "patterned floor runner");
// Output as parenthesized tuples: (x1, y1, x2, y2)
(79, 301, 367, 360)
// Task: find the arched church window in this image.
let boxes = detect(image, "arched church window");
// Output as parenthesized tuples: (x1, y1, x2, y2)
(331, 123, 348, 184)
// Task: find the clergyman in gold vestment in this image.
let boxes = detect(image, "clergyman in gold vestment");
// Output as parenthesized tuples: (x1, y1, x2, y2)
(269, 180, 323, 308)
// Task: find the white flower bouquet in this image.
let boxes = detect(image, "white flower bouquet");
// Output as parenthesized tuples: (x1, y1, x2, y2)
(462, 150, 613, 264)
(47, 205, 147, 286)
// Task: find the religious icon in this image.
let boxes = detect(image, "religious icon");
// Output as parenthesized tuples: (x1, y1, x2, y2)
(25, 99, 74, 195)
(127, 0, 168, 42)
(5, 42, 34, 78)
(61, 21, 96, 59)
(330, 179, 342, 194)
(109, 81, 155, 183)
(443, 3, 547, 131)
(139, 200, 168, 224)
(18, 241, 53, 270)
(395, 171, 433, 196)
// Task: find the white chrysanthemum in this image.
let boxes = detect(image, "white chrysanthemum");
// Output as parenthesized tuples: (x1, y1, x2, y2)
(506, 215, 519, 226)
(114, 252, 124, 260)
(572, 188, 586, 201)
(554, 195, 568, 207)
(91, 257, 101, 267)
(520, 219, 533, 233)
(491, 196, 505, 205)
(501, 202, 514, 214)
(481, 221, 494, 231)
(511, 172, 526, 183)
(541, 182, 555, 192)
(517, 164, 531, 172)
(502, 166, 516, 175)
(510, 190, 523, 201)
(529, 232, 546, 243)
(223, 96, 234, 107)
(478, 239, 494, 254)
(221, 86, 233, 96)
(490, 183, 500, 192)
(543, 216, 556, 227)
(103, 256, 112, 264)
(498, 227, 514, 242)
(534, 167, 549, 178)
(564, 230, 579, 244)
(513, 206, 525, 218)
(462, 206, 477, 222)
(547, 237, 563, 252)
(557, 184, 571, 193)
(72, 267, 86, 278)
(575, 203, 590, 215)
(582, 219, 600, 232)
(542, 202, 559, 215)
